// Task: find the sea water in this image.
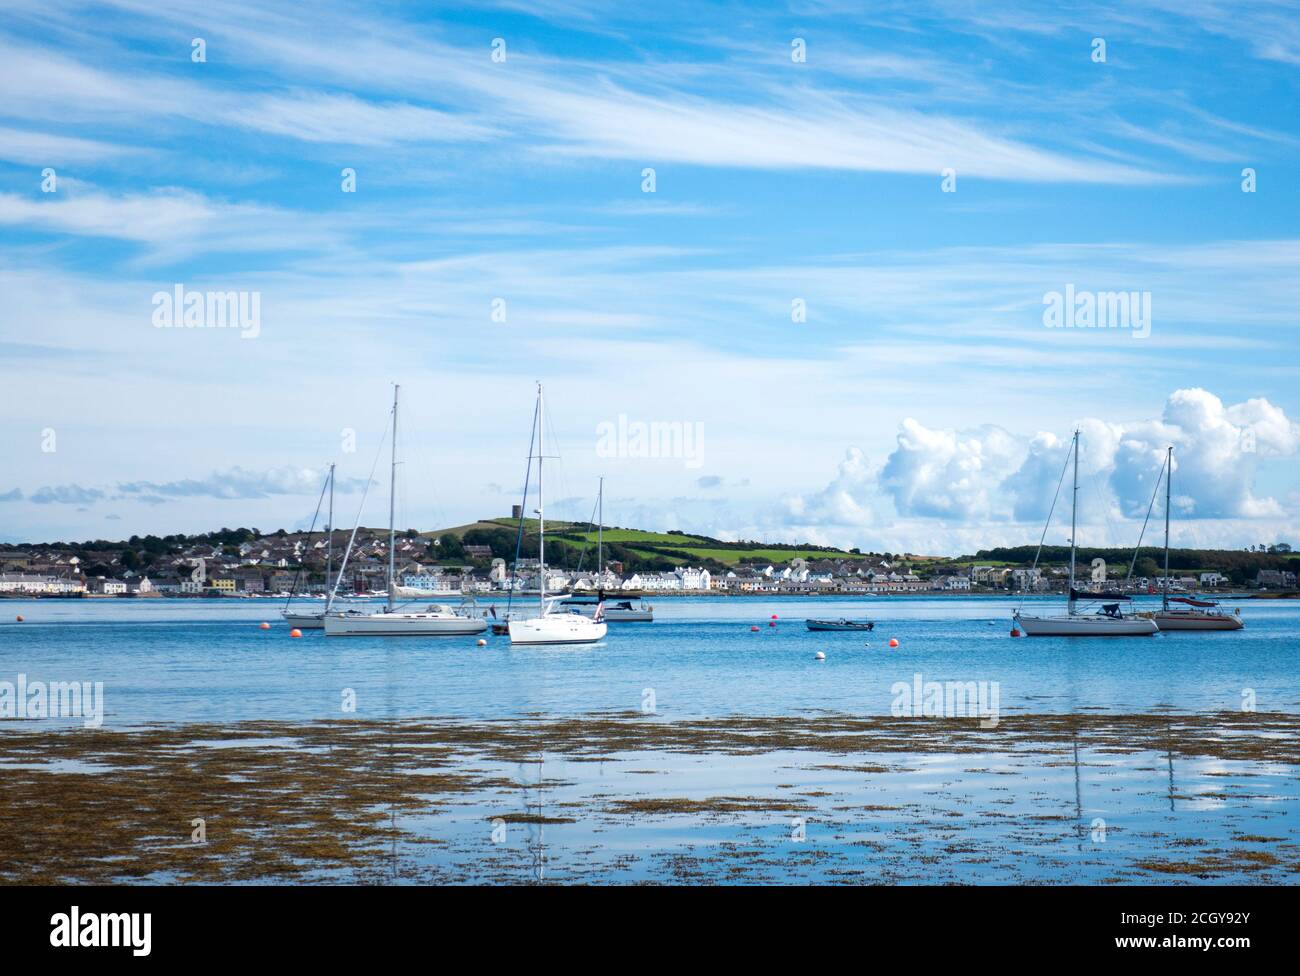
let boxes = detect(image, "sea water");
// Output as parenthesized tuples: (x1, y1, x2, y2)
(0, 595, 1293, 724)
(2, 595, 1296, 884)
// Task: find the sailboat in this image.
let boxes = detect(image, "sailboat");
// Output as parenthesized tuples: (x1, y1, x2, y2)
(281, 463, 365, 629)
(325, 385, 487, 637)
(1014, 430, 1159, 637)
(508, 384, 608, 646)
(1137, 447, 1244, 631)
(559, 478, 654, 622)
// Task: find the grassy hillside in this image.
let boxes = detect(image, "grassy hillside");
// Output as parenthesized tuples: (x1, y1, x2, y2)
(424, 517, 873, 572)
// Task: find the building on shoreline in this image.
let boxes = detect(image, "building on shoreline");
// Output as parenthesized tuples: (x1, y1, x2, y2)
(1, 528, 1287, 598)
(0, 573, 87, 595)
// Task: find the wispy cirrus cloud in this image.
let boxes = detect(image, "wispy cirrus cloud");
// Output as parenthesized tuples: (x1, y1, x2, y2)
(0, 125, 135, 166)
(0, 6, 1181, 184)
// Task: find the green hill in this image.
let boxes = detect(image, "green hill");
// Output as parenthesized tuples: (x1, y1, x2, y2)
(424, 517, 874, 573)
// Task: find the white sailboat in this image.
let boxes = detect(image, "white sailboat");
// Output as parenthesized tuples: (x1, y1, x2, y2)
(509, 384, 608, 646)
(559, 477, 654, 622)
(1014, 430, 1159, 637)
(1138, 446, 1244, 631)
(282, 463, 351, 629)
(325, 385, 487, 638)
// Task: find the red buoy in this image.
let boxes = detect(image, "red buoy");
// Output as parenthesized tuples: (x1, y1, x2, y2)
(1010, 628, 1021, 638)
(750, 625, 760, 632)
(888, 638, 899, 648)
(15, 615, 24, 623)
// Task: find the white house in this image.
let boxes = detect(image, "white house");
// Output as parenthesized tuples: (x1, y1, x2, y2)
(933, 575, 971, 591)
(675, 566, 711, 590)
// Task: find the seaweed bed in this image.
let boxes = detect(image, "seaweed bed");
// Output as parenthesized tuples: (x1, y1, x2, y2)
(1, 710, 1297, 884)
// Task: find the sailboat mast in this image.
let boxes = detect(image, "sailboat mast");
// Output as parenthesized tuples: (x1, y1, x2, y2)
(597, 476, 603, 577)
(326, 462, 335, 606)
(388, 384, 398, 613)
(1163, 446, 1172, 611)
(1068, 429, 1079, 603)
(537, 383, 546, 617)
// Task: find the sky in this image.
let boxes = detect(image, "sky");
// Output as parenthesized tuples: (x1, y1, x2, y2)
(1, 0, 1298, 555)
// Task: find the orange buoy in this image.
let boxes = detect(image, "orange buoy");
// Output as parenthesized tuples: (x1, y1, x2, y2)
(888, 638, 899, 648)
(290, 628, 302, 638)
(750, 625, 760, 632)
(259, 622, 270, 630)
(476, 638, 487, 647)
(15, 615, 24, 622)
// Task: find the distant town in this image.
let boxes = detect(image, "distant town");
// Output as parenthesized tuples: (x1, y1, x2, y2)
(1, 518, 1296, 598)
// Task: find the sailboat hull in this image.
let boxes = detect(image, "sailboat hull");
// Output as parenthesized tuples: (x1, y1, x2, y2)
(1141, 610, 1243, 631)
(281, 610, 325, 629)
(1016, 613, 1159, 636)
(508, 615, 607, 645)
(324, 611, 488, 636)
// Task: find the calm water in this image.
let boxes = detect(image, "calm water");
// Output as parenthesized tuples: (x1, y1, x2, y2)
(1, 595, 1296, 725)
(3, 595, 1297, 883)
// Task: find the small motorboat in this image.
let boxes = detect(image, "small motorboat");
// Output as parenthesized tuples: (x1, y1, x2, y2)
(806, 618, 874, 631)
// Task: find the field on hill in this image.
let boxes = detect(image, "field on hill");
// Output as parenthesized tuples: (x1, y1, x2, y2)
(612, 544, 867, 568)
(424, 517, 871, 570)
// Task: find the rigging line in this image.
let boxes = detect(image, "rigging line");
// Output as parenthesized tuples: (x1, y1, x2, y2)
(1125, 452, 1168, 581)
(1018, 437, 1075, 613)
(327, 412, 392, 610)
(505, 396, 541, 618)
(574, 491, 600, 574)
(284, 468, 331, 611)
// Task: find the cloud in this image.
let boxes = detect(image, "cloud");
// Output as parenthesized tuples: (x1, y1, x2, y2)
(696, 475, 723, 489)
(784, 447, 876, 526)
(1116, 388, 1300, 518)
(29, 484, 104, 505)
(784, 389, 1300, 544)
(0, 11, 1171, 185)
(0, 125, 134, 165)
(0, 187, 344, 260)
(523, 85, 1165, 183)
(0, 489, 23, 502)
(880, 422, 1023, 520)
(115, 466, 370, 501)
(227, 92, 497, 146)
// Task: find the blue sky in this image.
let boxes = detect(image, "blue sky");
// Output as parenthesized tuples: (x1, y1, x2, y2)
(1, 0, 1298, 553)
